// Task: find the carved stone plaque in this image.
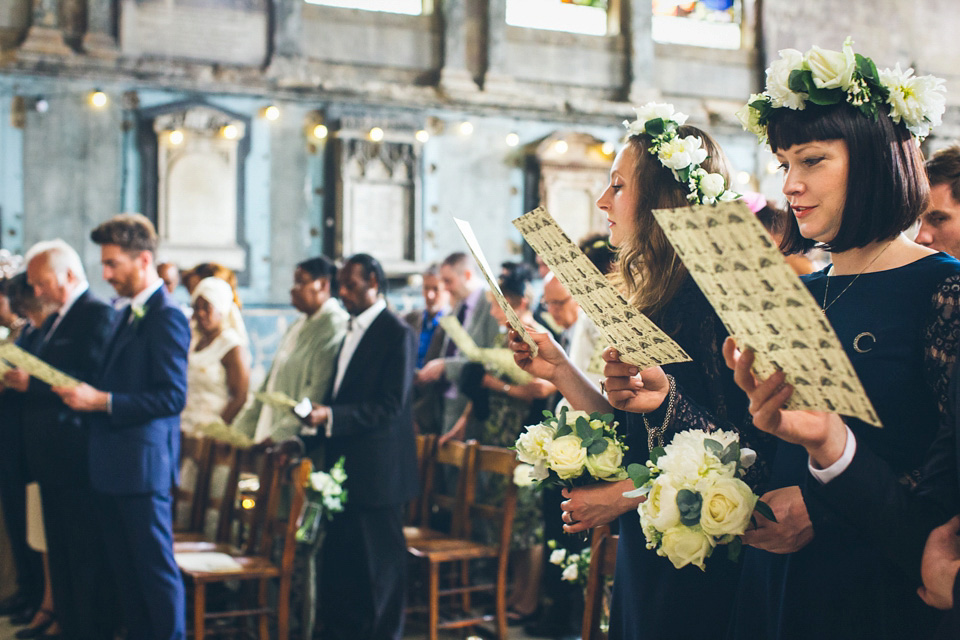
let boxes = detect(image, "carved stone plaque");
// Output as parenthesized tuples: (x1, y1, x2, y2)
(537, 133, 611, 246)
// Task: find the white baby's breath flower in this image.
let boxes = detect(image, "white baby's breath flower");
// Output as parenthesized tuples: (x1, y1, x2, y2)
(766, 48, 807, 109)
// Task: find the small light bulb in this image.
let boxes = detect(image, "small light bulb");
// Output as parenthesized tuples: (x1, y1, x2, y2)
(222, 124, 239, 140)
(313, 124, 328, 139)
(264, 105, 280, 121)
(369, 127, 384, 142)
(241, 498, 255, 510)
(601, 141, 616, 155)
(90, 91, 107, 108)
(737, 171, 751, 185)
(505, 132, 520, 147)
(415, 129, 430, 143)
(554, 140, 569, 154)
(169, 130, 184, 145)
(459, 121, 474, 136)
(767, 159, 781, 174)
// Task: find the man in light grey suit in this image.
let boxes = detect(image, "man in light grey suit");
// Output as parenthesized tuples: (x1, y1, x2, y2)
(416, 252, 500, 440)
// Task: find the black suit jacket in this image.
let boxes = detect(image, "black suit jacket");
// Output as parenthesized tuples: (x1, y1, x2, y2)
(317, 308, 419, 508)
(21, 289, 117, 487)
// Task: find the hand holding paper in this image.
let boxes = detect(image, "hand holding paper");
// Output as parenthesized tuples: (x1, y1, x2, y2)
(0, 342, 80, 388)
(453, 218, 538, 357)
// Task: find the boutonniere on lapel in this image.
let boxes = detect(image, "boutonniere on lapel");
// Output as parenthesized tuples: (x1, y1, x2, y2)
(130, 302, 147, 327)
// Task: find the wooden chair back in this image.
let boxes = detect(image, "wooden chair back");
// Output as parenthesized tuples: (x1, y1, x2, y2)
(419, 439, 477, 536)
(582, 525, 619, 640)
(408, 434, 437, 525)
(174, 433, 210, 532)
(196, 440, 241, 542)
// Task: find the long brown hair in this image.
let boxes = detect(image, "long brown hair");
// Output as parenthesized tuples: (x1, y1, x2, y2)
(612, 125, 732, 319)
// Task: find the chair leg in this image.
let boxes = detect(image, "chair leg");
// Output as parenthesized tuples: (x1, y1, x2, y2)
(460, 559, 471, 614)
(194, 582, 206, 640)
(495, 562, 508, 640)
(276, 575, 291, 640)
(428, 561, 439, 640)
(258, 579, 270, 640)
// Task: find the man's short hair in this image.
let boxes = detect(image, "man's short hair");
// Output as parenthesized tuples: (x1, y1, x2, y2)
(344, 253, 387, 295)
(297, 256, 339, 295)
(24, 239, 87, 284)
(926, 146, 960, 205)
(423, 263, 441, 278)
(90, 214, 158, 256)
(441, 252, 468, 271)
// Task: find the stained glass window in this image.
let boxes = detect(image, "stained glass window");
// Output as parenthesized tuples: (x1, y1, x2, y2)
(303, 0, 422, 15)
(652, 0, 741, 49)
(506, 0, 609, 37)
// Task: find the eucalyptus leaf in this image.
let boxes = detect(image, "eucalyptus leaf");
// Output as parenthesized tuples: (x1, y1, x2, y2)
(556, 423, 573, 438)
(588, 439, 609, 456)
(601, 413, 614, 424)
(650, 446, 666, 465)
(627, 463, 650, 487)
(542, 410, 555, 419)
(576, 419, 593, 441)
(727, 536, 743, 563)
(720, 442, 740, 466)
(703, 438, 723, 455)
(755, 500, 778, 523)
(677, 489, 703, 526)
(788, 69, 811, 94)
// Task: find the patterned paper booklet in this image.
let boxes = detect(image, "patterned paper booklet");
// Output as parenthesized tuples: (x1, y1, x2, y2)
(651, 200, 880, 426)
(513, 206, 690, 369)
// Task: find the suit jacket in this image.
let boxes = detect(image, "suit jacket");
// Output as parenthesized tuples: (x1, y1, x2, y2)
(440, 291, 500, 385)
(235, 300, 349, 444)
(21, 290, 116, 487)
(316, 308, 418, 508)
(0, 325, 42, 484)
(404, 308, 447, 434)
(88, 286, 190, 496)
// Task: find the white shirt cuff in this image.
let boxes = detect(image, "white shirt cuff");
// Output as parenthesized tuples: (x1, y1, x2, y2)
(325, 410, 333, 438)
(106, 393, 113, 415)
(808, 426, 857, 485)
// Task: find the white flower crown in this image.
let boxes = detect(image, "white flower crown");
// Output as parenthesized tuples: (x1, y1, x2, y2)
(736, 37, 947, 143)
(624, 103, 738, 206)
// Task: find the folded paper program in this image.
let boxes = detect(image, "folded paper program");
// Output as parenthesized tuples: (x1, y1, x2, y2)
(0, 342, 80, 388)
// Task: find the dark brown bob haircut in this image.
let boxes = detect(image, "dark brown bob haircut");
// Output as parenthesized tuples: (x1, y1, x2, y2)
(90, 213, 158, 256)
(768, 102, 928, 254)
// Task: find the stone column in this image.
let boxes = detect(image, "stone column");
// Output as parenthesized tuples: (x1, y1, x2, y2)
(481, 0, 513, 88)
(0, 0, 31, 53)
(627, 0, 658, 103)
(439, 0, 485, 93)
(83, 0, 118, 58)
(20, 0, 74, 56)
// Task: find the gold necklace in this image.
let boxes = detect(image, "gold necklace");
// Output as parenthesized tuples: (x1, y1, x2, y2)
(821, 242, 893, 314)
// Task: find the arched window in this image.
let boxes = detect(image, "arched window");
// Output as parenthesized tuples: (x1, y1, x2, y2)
(652, 0, 741, 49)
(505, 0, 610, 37)
(303, 0, 423, 15)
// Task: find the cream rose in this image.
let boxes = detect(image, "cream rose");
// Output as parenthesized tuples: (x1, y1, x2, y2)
(515, 423, 556, 465)
(805, 40, 856, 91)
(736, 99, 767, 140)
(546, 434, 588, 480)
(585, 438, 626, 481)
(766, 48, 806, 109)
(549, 549, 567, 566)
(659, 525, 714, 570)
(513, 463, 537, 487)
(563, 410, 592, 425)
(641, 475, 681, 532)
(699, 173, 726, 201)
(561, 562, 579, 582)
(699, 477, 757, 537)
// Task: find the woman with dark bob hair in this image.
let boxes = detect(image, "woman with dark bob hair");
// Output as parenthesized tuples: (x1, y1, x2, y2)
(726, 40, 960, 639)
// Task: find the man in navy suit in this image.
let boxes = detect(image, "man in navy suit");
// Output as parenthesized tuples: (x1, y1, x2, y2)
(55, 214, 189, 640)
(302, 253, 419, 640)
(5, 240, 117, 639)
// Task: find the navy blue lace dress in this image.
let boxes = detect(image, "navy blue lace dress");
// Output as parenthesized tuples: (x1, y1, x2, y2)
(727, 252, 960, 640)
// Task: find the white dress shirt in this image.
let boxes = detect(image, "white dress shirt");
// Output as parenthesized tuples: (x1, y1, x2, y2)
(808, 425, 857, 484)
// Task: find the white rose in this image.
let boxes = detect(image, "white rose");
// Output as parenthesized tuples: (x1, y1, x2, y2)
(330, 466, 347, 483)
(640, 475, 681, 532)
(561, 563, 579, 582)
(765, 48, 807, 109)
(309, 472, 333, 493)
(513, 463, 536, 487)
(739, 447, 757, 469)
(699, 477, 757, 537)
(880, 64, 947, 139)
(546, 434, 588, 480)
(805, 39, 856, 91)
(633, 103, 688, 129)
(585, 438, 626, 481)
(657, 136, 708, 171)
(549, 549, 567, 565)
(515, 423, 556, 465)
(563, 410, 592, 425)
(659, 525, 714, 570)
(699, 173, 726, 200)
(736, 96, 767, 140)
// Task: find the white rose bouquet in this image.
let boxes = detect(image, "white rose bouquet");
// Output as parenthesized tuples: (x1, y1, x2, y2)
(625, 429, 774, 570)
(547, 539, 592, 588)
(296, 456, 348, 545)
(514, 407, 627, 489)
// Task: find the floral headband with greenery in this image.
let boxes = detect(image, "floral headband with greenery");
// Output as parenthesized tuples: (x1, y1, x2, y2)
(737, 37, 947, 143)
(624, 103, 738, 206)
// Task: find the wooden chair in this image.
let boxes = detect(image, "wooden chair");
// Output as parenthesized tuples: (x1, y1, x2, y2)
(581, 525, 619, 640)
(176, 451, 311, 640)
(407, 433, 437, 526)
(175, 440, 241, 545)
(174, 434, 211, 533)
(407, 444, 518, 640)
(404, 439, 476, 544)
